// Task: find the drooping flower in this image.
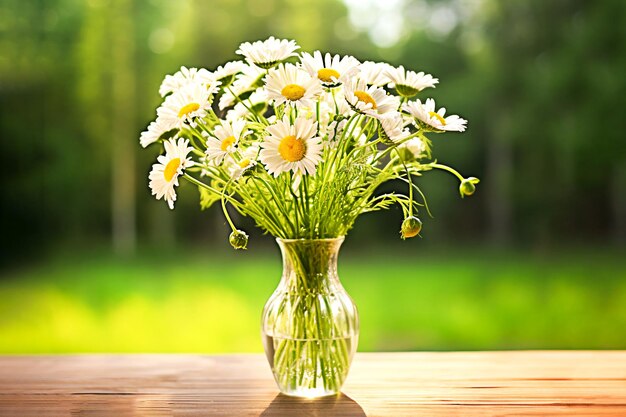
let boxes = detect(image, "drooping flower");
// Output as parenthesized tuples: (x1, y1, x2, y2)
(300, 51, 360, 88)
(344, 78, 400, 119)
(158, 66, 216, 97)
(385, 65, 438, 97)
(400, 216, 422, 239)
(265, 64, 322, 109)
(157, 83, 215, 128)
(260, 117, 323, 176)
(236, 36, 300, 69)
(148, 138, 194, 209)
(404, 98, 467, 132)
(139, 116, 178, 148)
(205, 119, 249, 165)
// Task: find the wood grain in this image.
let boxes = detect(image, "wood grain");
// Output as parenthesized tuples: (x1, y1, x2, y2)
(0, 352, 625, 416)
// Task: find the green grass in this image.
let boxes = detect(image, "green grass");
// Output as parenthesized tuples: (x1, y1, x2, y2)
(1, 247, 625, 353)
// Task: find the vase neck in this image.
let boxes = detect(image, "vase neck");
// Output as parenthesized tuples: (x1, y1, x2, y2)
(277, 237, 344, 292)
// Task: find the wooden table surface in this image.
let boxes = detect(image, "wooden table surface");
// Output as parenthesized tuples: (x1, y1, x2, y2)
(1, 352, 625, 416)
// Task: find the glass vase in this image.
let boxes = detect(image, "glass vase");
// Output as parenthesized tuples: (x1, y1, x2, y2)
(261, 237, 359, 398)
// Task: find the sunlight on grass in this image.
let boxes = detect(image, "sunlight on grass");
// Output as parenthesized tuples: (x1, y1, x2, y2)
(1, 248, 625, 352)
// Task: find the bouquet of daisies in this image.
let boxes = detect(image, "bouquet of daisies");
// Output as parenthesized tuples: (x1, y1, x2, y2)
(140, 36, 478, 249)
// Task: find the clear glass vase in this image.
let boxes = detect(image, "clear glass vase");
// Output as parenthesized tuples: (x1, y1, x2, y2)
(261, 237, 359, 398)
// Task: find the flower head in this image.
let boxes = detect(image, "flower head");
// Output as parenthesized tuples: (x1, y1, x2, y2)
(236, 36, 299, 69)
(159, 66, 217, 97)
(260, 116, 323, 176)
(358, 61, 393, 86)
(213, 61, 248, 85)
(140, 116, 178, 148)
(404, 98, 467, 132)
(300, 51, 360, 87)
(378, 113, 411, 146)
(401, 216, 422, 239)
(205, 119, 249, 165)
(459, 177, 480, 198)
(265, 64, 322, 109)
(148, 138, 194, 209)
(229, 229, 249, 250)
(344, 78, 400, 119)
(157, 83, 214, 128)
(385, 65, 438, 97)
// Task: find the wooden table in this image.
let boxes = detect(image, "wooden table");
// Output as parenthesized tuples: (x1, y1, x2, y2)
(1, 352, 625, 416)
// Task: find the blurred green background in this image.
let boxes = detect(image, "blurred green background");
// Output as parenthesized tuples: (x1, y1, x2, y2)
(1, 0, 625, 353)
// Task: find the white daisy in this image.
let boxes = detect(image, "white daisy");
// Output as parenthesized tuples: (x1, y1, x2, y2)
(378, 113, 411, 145)
(213, 61, 248, 84)
(140, 116, 178, 148)
(300, 51, 360, 87)
(358, 61, 393, 86)
(404, 98, 467, 132)
(236, 36, 300, 69)
(265, 64, 322, 109)
(344, 78, 400, 119)
(401, 137, 427, 158)
(226, 88, 268, 121)
(385, 65, 438, 97)
(157, 83, 214, 128)
(318, 90, 352, 120)
(229, 144, 260, 180)
(148, 138, 194, 209)
(159, 66, 216, 97)
(205, 119, 249, 165)
(218, 65, 265, 110)
(260, 117, 323, 176)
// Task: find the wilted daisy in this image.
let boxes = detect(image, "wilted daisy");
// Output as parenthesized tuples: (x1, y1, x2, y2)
(300, 51, 360, 87)
(157, 83, 214, 128)
(213, 61, 248, 85)
(260, 117, 323, 176)
(378, 113, 411, 145)
(344, 78, 400, 118)
(358, 61, 393, 86)
(159, 66, 216, 97)
(265, 64, 322, 109)
(148, 138, 194, 209)
(404, 98, 467, 132)
(205, 119, 249, 165)
(236, 36, 300, 69)
(139, 116, 178, 148)
(385, 65, 438, 97)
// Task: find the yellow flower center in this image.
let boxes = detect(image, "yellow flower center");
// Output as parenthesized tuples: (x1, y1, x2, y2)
(354, 90, 377, 109)
(281, 84, 306, 101)
(238, 158, 251, 168)
(428, 111, 447, 125)
(220, 135, 236, 151)
(317, 68, 340, 83)
(278, 135, 307, 162)
(178, 102, 200, 118)
(163, 158, 181, 182)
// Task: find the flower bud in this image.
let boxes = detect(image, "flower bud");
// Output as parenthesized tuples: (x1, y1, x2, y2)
(401, 216, 422, 239)
(459, 177, 480, 198)
(229, 230, 249, 250)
